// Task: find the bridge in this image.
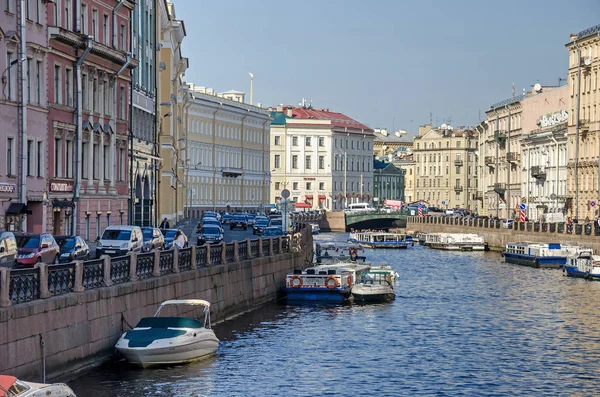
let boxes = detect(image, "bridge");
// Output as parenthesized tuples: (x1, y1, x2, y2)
(344, 209, 409, 231)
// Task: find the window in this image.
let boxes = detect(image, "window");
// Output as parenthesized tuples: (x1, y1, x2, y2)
(274, 154, 281, 168)
(274, 136, 280, 146)
(292, 182, 299, 190)
(35, 0, 40, 22)
(66, 140, 72, 178)
(4, 0, 10, 12)
(92, 9, 98, 39)
(25, 0, 29, 19)
(103, 14, 109, 44)
(92, 143, 98, 179)
(103, 145, 109, 178)
(92, 78, 98, 112)
(334, 139, 337, 148)
(37, 142, 43, 177)
(334, 181, 337, 190)
(96, 215, 101, 239)
(318, 156, 325, 170)
(275, 182, 280, 190)
(351, 141, 354, 149)
(7, 137, 13, 175)
(318, 137, 325, 147)
(319, 182, 325, 190)
(82, 73, 88, 110)
(292, 155, 298, 169)
(6, 52, 13, 100)
(119, 148, 125, 181)
(81, 3, 88, 34)
(64, 0, 71, 29)
(54, 138, 62, 177)
(26, 140, 33, 176)
(120, 87, 125, 118)
(65, 68, 73, 107)
(35, 60, 41, 105)
(82, 143, 88, 178)
(305, 137, 311, 147)
(26, 58, 31, 104)
(305, 155, 311, 169)
(54, 65, 61, 104)
(292, 136, 298, 146)
(306, 182, 312, 190)
(120, 24, 126, 51)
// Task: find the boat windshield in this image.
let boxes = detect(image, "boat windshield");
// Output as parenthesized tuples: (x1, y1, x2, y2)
(136, 317, 204, 329)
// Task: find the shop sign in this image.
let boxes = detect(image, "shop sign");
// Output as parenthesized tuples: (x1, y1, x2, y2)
(0, 183, 16, 193)
(537, 110, 568, 128)
(50, 181, 74, 192)
(303, 177, 315, 181)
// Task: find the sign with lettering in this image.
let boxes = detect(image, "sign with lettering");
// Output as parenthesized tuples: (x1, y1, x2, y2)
(537, 110, 568, 128)
(303, 177, 316, 181)
(0, 183, 16, 193)
(50, 181, 74, 192)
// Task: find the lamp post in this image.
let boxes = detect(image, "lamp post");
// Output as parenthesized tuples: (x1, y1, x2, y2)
(248, 72, 254, 105)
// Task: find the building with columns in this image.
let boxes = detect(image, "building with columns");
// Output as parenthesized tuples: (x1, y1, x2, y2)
(393, 154, 415, 203)
(269, 105, 374, 211)
(157, 0, 187, 224)
(47, 0, 136, 239)
(183, 84, 271, 216)
(566, 25, 600, 220)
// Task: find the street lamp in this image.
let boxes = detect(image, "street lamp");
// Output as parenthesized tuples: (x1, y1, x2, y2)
(248, 72, 254, 105)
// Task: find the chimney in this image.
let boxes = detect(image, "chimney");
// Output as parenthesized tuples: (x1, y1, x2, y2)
(570, 33, 577, 43)
(276, 105, 283, 112)
(286, 106, 293, 117)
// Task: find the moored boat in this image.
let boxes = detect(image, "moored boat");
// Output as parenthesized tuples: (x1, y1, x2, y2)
(564, 251, 600, 279)
(368, 263, 399, 283)
(315, 243, 367, 264)
(286, 267, 354, 302)
(0, 375, 76, 396)
(348, 232, 413, 249)
(502, 243, 592, 269)
(425, 233, 486, 251)
(310, 223, 321, 234)
(115, 299, 219, 367)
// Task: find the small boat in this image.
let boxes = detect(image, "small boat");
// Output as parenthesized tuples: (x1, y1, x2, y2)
(425, 233, 487, 251)
(310, 223, 321, 234)
(315, 243, 367, 264)
(115, 299, 219, 367)
(351, 273, 395, 303)
(502, 243, 591, 269)
(0, 375, 76, 396)
(285, 263, 369, 302)
(564, 251, 600, 280)
(348, 232, 414, 249)
(368, 263, 399, 283)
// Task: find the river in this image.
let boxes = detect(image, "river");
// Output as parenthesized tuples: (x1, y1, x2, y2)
(69, 233, 600, 396)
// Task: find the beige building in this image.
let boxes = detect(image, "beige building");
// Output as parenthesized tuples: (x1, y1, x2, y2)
(393, 154, 415, 203)
(157, 0, 188, 223)
(566, 25, 600, 220)
(183, 84, 271, 216)
(412, 125, 478, 210)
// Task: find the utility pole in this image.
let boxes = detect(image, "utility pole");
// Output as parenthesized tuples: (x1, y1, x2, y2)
(575, 44, 581, 219)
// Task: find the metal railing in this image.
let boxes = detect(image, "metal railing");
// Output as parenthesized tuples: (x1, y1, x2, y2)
(225, 243, 236, 263)
(110, 256, 131, 284)
(197, 245, 207, 267)
(136, 252, 155, 280)
(178, 247, 192, 272)
(238, 241, 248, 261)
(273, 237, 281, 255)
(9, 267, 40, 304)
(48, 262, 75, 297)
(210, 245, 222, 265)
(82, 259, 105, 289)
(159, 250, 174, 275)
(262, 239, 270, 256)
(250, 240, 259, 258)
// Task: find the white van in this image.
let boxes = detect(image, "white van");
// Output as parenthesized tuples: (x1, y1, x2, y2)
(96, 225, 143, 257)
(346, 203, 375, 212)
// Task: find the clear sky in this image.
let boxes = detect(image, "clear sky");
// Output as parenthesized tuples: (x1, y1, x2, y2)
(175, 0, 599, 134)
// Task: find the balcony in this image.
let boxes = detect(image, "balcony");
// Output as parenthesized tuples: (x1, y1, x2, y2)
(579, 119, 590, 132)
(506, 152, 520, 163)
(531, 166, 546, 178)
(485, 156, 495, 166)
(454, 159, 463, 166)
(494, 183, 506, 195)
(494, 131, 507, 145)
(454, 185, 463, 192)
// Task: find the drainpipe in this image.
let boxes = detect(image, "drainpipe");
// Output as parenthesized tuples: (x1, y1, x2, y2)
(551, 135, 559, 214)
(112, 0, 125, 49)
(72, 36, 93, 236)
(18, 0, 27, 232)
(575, 42, 581, 220)
(75, 0, 81, 33)
(505, 104, 511, 220)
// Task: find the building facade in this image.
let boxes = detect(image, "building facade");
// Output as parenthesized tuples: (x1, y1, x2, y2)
(270, 106, 374, 211)
(47, 0, 136, 239)
(0, 0, 49, 232)
(157, 0, 187, 224)
(412, 126, 478, 211)
(373, 159, 405, 207)
(373, 128, 412, 158)
(130, 0, 158, 227)
(566, 26, 600, 220)
(183, 85, 271, 216)
(393, 154, 415, 203)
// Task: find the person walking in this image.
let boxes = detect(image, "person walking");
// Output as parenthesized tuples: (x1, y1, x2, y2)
(160, 218, 170, 229)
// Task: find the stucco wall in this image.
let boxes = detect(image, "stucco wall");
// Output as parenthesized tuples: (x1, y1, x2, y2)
(0, 235, 313, 382)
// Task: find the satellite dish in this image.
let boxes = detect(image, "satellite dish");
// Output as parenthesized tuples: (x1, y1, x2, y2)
(534, 83, 542, 92)
(441, 123, 448, 129)
(584, 57, 592, 66)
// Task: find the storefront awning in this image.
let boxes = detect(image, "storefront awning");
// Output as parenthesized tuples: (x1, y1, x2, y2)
(6, 203, 31, 215)
(295, 202, 311, 208)
(305, 195, 313, 199)
(318, 195, 326, 200)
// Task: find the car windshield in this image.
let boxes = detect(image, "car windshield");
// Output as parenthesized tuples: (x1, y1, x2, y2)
(270, 219, 283, 226)
(233, 215, 246, 221)
(102, 230, 132, 240)
(16, 236, 40, 248)
(247, 215, 255, 220)
(223, 214, 232, 219)
(164, 230, 177, 239)
(56, 238, 75, 249)
(203, 219, 219, 224)
(142, 229, 154, 238)
(256, 219, 269, 226)
(202, 227, 221, 235)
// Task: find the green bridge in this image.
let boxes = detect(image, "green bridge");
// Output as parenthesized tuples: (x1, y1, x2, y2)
(344, 210, 410, 231)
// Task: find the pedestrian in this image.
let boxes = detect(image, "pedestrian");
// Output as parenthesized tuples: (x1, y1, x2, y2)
(173, 229, 187, 249)
(160, 217, 170, 229)
(567, 217, 572, 225)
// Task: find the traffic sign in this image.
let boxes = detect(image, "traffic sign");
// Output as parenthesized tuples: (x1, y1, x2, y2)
(418, 203, 423, 208)
(441, 200, 446, 205)
(281, 189, 290, 199)
(591, 201, 597, 207)
(519, 203, 526, 210)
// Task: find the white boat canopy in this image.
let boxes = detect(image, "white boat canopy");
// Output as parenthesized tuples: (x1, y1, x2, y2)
(155, 300, 211, 317)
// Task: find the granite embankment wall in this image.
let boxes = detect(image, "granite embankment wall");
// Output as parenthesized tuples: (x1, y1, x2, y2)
(407, 217, 600, 252)
(319, 212, 346, 232)
(0, 232, 313, 382)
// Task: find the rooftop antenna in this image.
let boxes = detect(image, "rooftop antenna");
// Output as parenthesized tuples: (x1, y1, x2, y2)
(429, 112, 433, 126)
(512, 82, 515, 98)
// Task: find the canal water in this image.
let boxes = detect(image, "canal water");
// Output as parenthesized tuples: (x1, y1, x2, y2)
(70, 233, 600, 396)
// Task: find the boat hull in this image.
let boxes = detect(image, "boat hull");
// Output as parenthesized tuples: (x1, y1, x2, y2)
(285, 287, 351, 302)
(428, 243, 486, 251)
(564, 265, 600, 280)
(351, 285, 395, 303)
(350, 241, 412, 249)
(503, 252, 565, 269)
(116, 330, 219, 367)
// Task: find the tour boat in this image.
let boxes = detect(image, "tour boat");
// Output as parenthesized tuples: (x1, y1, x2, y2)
(425, 233, 487, 251)
(285, 263, 369, 302)
(351, 273, 396, 303)
(315, 243, 367, 264)
(564, 251, 600, 280)
(502, 243, 592, 269)
(115, 299, 219, 367)
(0, 375, 76, 397)
(348, 232, 414, 249)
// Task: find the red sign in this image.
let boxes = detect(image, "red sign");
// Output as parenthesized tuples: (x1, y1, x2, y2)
(303, 177, 315, 181)
(520, 210, 525, 222)
(50, 181, 74, 192)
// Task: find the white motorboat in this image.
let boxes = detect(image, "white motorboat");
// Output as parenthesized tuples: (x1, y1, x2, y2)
(351, 273, 395, 303)
(425, 233, 487, 251)
(115, 299, 219, 367)
(0, 375, 75, 396)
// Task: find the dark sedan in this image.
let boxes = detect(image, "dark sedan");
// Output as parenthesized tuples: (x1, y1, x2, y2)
(230, 214, 248, 230)
(55, 236, 90, 263)
(253, 217, 269, 235)
(262, 227, 285, 237)
(142, 227, 165, 252)
(197, 226, 224, 245)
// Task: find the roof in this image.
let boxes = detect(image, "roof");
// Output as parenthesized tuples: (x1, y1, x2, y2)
(221, 89, 245, 95)
(0, 375, 16, 397)
(159, 299, 211, 307)
(577, 24, 600, 40)
(270, 111, 290, 126)
(489, 94, 527, 110)
(373, 130, 413, 144)
(271, 106, 372, 132)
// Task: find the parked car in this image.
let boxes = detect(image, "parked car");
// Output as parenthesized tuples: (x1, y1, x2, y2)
(221, 213, 233, 224)
(162, 229, 178, 249)
(262, 227, 285, 237)
(15, 233, 60, 267)
(96, 225, 143, 257)
(141, 227, 165, 252)
(230, 214, 248, 230)
(253, 217, 269, 235)
(203, 211, 221, 222)
(246, 214, 256, 226)
(55, 236, 90, 263)
(198, 218, 223, 233)
(197, 225, 224, 245)
(0, 231, 17, 267)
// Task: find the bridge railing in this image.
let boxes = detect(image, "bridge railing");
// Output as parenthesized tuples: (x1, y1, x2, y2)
(345, 208, 411, 217)
(0, 228, 311, 307)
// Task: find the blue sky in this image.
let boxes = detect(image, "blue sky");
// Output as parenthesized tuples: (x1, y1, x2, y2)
(176, 0, 599, 133)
